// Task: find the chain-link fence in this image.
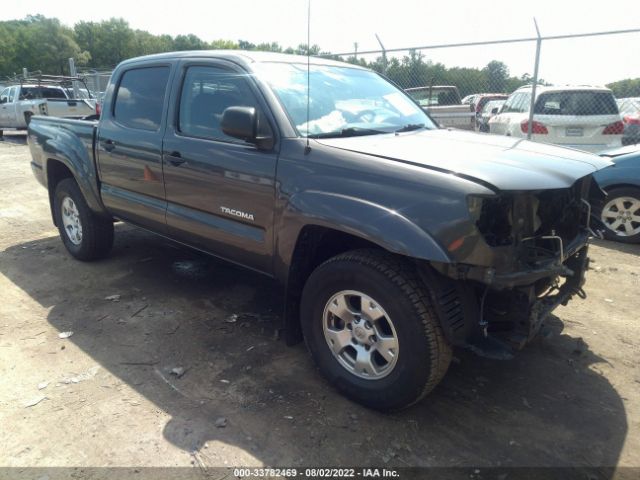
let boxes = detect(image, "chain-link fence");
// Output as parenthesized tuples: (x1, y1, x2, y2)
(323, 27, 640, 153)
(77, 69, 113, 99)
(6, 27, 639, 153)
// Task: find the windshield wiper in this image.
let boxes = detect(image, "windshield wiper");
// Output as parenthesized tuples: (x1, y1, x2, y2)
(395, 123, 426, 133)
(308, 127, 387, 139)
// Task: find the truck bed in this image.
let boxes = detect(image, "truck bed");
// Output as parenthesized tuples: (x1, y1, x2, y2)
(28, 116, 98, 190)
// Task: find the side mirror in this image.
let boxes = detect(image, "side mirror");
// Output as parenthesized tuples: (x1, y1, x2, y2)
(491, 107, 499, 114)
(221, 106, 274, 150)
(0, 98, 6, 104)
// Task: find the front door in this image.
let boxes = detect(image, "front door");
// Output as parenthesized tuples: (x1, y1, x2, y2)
(162, 61, 279, 274)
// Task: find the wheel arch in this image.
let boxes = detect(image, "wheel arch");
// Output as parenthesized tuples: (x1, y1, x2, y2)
(45, 156, 109, 226)
(602, 183, 640, 193)
(276, 191, 452, 345)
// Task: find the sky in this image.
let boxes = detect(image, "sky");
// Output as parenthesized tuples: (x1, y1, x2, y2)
(4, 0, 640, 85)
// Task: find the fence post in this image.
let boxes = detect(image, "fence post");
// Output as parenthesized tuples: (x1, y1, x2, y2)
(92, 71, 100, 97)
(527, 18, 542, 140)
(375, 34, 388, 74)
(68, 58, 80, 99)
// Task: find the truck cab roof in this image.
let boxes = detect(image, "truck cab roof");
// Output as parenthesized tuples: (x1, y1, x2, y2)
(119, 50, 365, 70)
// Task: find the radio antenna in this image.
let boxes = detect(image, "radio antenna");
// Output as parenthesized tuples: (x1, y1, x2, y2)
(304, 0, 312, 154)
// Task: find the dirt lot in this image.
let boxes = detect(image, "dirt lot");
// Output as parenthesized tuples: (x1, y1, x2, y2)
(0, 132, 639, 472)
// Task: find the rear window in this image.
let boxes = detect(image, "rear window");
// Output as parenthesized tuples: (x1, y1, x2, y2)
(114, 66, 170, 131)
(19, 87, 67, 100)
(534, 91, 618, 116)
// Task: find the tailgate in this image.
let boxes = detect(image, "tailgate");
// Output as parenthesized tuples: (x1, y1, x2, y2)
(426, 105, 475, 129)
(536, 114, 623, 151)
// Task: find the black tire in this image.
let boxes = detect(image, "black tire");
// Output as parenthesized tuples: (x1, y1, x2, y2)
(53, 178, 114, 260)
(300, 249, 452, 411)
(598, 187, 640, 244)
(24, 112, 33, 126)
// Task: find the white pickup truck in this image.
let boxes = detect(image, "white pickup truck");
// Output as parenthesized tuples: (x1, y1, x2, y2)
(405, 85, 476, 130)
(0, 83, 96, 135)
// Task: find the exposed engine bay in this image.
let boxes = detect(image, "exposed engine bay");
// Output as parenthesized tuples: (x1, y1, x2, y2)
(427, 175, 605, 359)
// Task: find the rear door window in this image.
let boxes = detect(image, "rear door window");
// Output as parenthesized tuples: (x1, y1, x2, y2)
(114, 66, 170, 131)
(534, 91, 619, 116)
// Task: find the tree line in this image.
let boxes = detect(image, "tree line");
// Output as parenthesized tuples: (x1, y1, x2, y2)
(1, 15, 638, 98)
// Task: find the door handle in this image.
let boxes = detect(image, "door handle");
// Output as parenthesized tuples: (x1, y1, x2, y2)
(103, 139, 116, 152)
(165, 151, 186, 166)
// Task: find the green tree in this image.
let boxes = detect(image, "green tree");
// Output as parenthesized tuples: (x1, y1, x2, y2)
(607, 78, 640, 98)
(483, 60, 509, 92)
(174, 34, 206, 51)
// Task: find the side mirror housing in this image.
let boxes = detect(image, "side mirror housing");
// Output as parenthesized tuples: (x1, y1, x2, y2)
(0, 98, 6, 104)
(221, 106, 274, 150)
(491, 107, 499, 114)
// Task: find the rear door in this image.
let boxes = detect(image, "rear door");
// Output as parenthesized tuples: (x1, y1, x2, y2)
(0, 88, 10, 126)
(97, 63, 173, 231)
(5, 87, 19, 127)
(161, 59, 279, 274)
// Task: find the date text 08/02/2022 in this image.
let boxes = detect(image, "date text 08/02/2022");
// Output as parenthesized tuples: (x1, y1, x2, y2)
(232, 467, 400, 477)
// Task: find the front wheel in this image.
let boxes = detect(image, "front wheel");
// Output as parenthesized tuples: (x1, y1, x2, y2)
(53, 178, 114, 260)
(599, 187, 640, 244)
(301, 249, 452, 411)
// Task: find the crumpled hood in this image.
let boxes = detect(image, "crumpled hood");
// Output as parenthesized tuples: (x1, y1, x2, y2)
(316, 128, 613, 191)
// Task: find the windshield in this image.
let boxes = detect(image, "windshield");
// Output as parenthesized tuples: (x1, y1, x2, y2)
(483, 100, 505, 114)
(256, 62, 435, 138)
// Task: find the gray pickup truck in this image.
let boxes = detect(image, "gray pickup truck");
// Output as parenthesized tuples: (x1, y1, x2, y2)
(28, 51, 611, 410)
(405, 85, 476, 130)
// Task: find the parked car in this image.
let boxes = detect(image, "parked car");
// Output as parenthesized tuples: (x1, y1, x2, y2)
(28, 50, 611, 410)
(477, 99, 506, 133)
(472, 93, 508, 129)
(0, 79, 96, 135)
(461, 93, 479, 105)
(595, 145, 640, 243)
(488, 85, 623, 153)
(617, 97, 640, 145)
(405, 85, 475, 130)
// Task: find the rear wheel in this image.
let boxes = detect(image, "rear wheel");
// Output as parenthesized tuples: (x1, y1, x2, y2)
(599, 187, 640, 244)
(301, 249, 452, 411)
(53, 178, 114, 260)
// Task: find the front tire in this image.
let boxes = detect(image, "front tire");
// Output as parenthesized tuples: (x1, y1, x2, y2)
(599, 187, 640, 244)
(53, 178, 114, 260)
(301, 249, 452, 411)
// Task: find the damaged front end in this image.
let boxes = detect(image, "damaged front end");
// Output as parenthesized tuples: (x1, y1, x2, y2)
(428, 175, 605, 359)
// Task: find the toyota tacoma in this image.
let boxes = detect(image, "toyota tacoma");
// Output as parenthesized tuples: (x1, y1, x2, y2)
(27, 51, 611, 410)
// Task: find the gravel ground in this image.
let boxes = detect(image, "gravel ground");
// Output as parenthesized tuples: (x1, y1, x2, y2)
(0, 132, 639, 472)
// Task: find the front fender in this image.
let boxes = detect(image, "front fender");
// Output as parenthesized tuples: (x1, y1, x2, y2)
(275, 190, 451, 280)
